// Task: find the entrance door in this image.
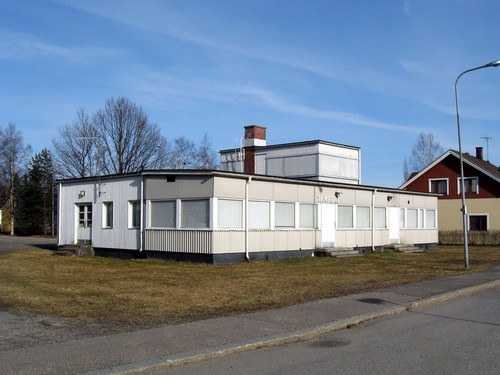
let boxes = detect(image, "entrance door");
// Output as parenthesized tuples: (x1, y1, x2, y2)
(321, 204, 336, 248)
(388, 207, 400, 244)
(77, 204, 92, 244)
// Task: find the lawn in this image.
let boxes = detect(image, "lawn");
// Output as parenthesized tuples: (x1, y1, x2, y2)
(0, 246, 498, 328)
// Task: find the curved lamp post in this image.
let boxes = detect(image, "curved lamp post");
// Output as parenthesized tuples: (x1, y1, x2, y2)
(455, 59, 500, 269)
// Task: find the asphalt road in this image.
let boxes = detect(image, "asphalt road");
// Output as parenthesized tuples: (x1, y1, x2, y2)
(166, 285, 500, 375)
(0, 234, 56, 254)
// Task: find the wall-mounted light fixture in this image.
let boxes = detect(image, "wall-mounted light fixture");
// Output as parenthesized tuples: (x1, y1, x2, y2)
(335, 192, 342, 198)
(79, 191, 85, 198)
(387, 195, 394, 202)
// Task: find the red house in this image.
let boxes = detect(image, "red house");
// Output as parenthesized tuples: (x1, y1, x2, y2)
(400, 147, 500, 234)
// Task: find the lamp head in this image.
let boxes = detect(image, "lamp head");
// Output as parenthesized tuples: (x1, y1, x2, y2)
(488, 59, 500, 67)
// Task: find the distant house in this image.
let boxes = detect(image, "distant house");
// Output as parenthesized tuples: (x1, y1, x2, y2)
(57, 126, 438, 264)
(400, 147, 500, 233)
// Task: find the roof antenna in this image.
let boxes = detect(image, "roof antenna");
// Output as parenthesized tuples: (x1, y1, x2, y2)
(480, 135, 492, 161)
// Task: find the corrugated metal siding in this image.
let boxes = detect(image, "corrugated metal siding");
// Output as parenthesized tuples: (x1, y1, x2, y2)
(92, 177, 141, 250)
(145, 229, 317, 254)
(145, 230, 212, 253)
(58, 177, 141, 249)
(212, 230, 245, 253)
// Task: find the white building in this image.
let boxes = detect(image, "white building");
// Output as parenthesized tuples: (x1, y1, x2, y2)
(220, 126, 361, 184)
(57, 169, 438, 264)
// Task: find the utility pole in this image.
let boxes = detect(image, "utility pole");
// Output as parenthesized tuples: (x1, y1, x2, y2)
(480, 135, 492, 161)
(9, 152, 14, 236)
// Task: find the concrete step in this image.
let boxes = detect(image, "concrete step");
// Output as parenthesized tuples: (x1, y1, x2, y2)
(53, 244, 94, 256)
(315, 247, 363, 258)
(384, 244, 424, 253)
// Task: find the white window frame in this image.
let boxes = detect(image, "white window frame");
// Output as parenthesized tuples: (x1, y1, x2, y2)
(217, 199, 243, 229)
(428, 178, 449, 195)
(299, 203, 317, 229)
(355, 206, 370, 229)
(425, 209, 436, 229)
(149, 200, 176, 229)
(180, 199, 210, 229)
(128, 201, 141, 229)
(407, 209, 418, 229)
(275, 202, 295, 229)
(248, 201, 270, 229)
(103, 201, 113, 229)
(468, 214, 489, 231)
(457, 177, 479, 194)
(338, 205, 354, 229)
(374, 207, 387, 229)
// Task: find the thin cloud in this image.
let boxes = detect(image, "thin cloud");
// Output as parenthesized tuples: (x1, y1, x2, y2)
(233, 86, 428, 134)
(0, 29, 125, 62)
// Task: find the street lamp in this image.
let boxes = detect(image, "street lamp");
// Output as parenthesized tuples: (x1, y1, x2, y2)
(454, 59, 500, 269)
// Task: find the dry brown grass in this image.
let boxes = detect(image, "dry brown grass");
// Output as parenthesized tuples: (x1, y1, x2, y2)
(0, 246, 498, 328)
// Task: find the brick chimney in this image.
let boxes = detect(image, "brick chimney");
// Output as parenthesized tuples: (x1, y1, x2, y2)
(243, 125, 266, 174)
(476, 147, 483, 161)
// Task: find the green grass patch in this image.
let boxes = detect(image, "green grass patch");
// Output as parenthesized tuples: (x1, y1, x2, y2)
(0, 246, 499, 328)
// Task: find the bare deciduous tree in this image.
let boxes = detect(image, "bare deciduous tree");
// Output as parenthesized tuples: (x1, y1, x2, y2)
(93, 97, 170, 174)
(403, 132, 443, 182)
(193, 134, 218, 169)
(52, 109, 99, 178)
(169, 136, 196, 169)
(53, 97, 218, 178)
(0, 123, 32, 235)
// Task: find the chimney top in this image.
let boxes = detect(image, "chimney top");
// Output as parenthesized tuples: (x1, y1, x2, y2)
(244, 125, 267, 147)
(476, 147, 483, 161)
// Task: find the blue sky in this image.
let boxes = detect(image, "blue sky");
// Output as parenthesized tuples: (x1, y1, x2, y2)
(1, 0, 499, 187)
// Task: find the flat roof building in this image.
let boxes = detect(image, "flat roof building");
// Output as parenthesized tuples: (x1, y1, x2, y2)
(57, 126, 438, 263)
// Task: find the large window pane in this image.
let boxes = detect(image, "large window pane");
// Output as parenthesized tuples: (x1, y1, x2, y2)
(129, 201, 141, 228)
(249, 201, 270, 229)
(374, 207, 386, 228)
(150, 201, 176, 228)
(181, 200, 209, 228)
(103, 202, 113, 228)
(218, 199, 242, 229)
(407, 209, 418, 229)
(275, 202, 295, 228)
(299, 203, 317, 229)
(338, 205, 353, 229)
(356, 206, 370, 228)
(469, 215, 487, 231)
(426, 210, 436, 228)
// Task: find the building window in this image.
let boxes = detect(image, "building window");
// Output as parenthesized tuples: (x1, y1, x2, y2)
(129, 201, 141, 228)
(374, 207, 386, 229)
(419, 209, 425, 228)
(338, 205, 353, 229)
(103, 202, 113, 228)
(407, 209, 418, 229)
(458, 177, 478, 194)
(218, 199, 243, 229)
(429, 179, 448, 194)
(469, 215, 488, 231)
(181, 199, 209, 228)
(299, 203, 317, 229)
(78, 204, 92, 228)
(426, 210, 436, 228)
(356, 206, 370, 228)
(249, 201, 270, 229)
(275, 202, 295, 228)
(150, 200, 176, 228)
